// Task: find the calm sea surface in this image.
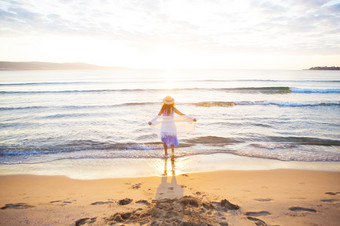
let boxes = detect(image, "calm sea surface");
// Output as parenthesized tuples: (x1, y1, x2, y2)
(1, 69, 340, 166)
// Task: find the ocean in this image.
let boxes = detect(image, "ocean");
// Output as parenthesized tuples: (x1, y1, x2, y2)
(0, 69, 339, 178)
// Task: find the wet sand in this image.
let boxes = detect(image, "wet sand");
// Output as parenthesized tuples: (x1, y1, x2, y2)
(0, 168, 339, 225)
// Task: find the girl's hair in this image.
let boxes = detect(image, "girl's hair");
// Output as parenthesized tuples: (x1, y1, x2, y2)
(162, 103, 174, 115)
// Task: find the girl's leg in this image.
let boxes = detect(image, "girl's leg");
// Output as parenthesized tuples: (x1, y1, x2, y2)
(163, 143, 168, 156)
(170, 145, 175, 156)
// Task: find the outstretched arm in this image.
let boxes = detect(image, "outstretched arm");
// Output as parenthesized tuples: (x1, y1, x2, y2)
(158, 106, 164, 116)
(174, 107, 197, 121)
(149, 106, 164, 125)
(174, 107, 184, 115)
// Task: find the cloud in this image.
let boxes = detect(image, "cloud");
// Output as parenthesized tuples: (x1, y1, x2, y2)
(0, 0, 339, 66)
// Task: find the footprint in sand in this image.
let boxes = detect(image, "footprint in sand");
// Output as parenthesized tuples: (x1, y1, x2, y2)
(254, 198, 272, 202)
(131, 183, 142, 189)
(220, 199, 240, 210)
(290, 197, 307, 200)
(50, 200, 73, 205)
(289, 207, 316, 212)
(119, 198, 133, 205)
(136, 200, 150, 205)
(50, 200, 62, 203)
(247, 216, 267, 226)
(75, 217, 96, 226)
(91, 201, 113, 205)
(1, 203, 34, 209)
(320, 199, 337, 203)
(245, 211, 271, 217)
(219, 222, 228, 226)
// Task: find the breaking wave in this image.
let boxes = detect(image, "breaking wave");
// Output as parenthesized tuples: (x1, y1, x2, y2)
(1, 101, 339, 112)
(2, 86, 340, 94)
(194, 101, 340, 107)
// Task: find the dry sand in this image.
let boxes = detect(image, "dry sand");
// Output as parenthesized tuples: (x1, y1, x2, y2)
(0, 168, 339, 225)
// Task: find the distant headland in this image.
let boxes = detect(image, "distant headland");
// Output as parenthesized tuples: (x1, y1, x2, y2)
(308, 66, 340, 70)
(0, 61, 123, 71)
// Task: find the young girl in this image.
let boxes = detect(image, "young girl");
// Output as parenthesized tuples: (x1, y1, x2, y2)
(149, 96, 196, 156)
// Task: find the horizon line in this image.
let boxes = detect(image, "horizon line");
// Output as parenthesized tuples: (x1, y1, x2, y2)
(0, 60, 339, 71)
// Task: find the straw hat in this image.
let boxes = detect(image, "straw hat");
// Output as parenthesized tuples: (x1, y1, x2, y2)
(163, 96, 175, 105)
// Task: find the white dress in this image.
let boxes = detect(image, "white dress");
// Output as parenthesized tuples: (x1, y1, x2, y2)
(150, 108, 196, 146)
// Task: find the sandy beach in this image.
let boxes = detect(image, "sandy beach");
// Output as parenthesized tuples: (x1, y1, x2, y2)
(2, 0, 340, 224)
(0, 167, 339, 226)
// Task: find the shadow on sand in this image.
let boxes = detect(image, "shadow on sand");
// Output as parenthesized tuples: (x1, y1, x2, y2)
(155, 157, 184, 200)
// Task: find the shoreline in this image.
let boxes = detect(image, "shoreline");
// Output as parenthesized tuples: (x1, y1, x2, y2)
(1, 153, 339, 180)
(0, 169, 339, 225)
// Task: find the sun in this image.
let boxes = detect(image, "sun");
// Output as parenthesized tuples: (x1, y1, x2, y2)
(151, 46, 190, 70)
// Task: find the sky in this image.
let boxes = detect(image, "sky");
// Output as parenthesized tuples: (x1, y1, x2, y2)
(0, 0, 339, 69)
